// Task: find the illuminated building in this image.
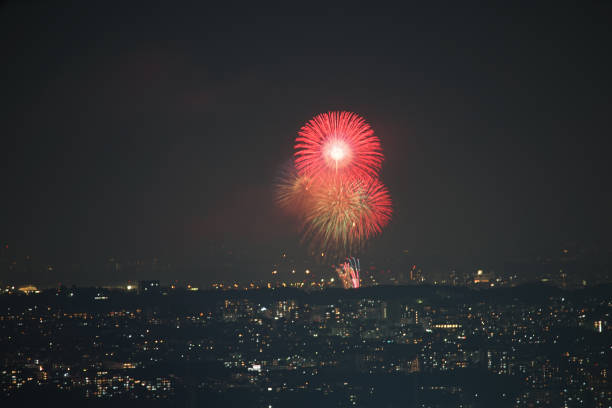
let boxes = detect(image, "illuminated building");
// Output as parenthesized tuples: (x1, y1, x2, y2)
(17, 285, 39, 294)
(473, 269, 495, 285)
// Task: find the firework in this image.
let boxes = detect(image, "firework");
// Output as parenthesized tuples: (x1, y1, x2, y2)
(335, 257, 360, 289)
(344, 257, 360, 288)
(301, 177, 392, 255)
(294, 111, 383, 182)
(275, 111, 392, 288)
(274, 162, 313, 217)
(335, 265, 353, 289)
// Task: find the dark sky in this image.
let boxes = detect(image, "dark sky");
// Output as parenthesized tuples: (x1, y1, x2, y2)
(1, 2, 611, 284)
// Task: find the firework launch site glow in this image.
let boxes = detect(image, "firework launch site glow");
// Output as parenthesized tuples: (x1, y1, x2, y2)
(345, 257, 361, 288)
(335, 257, 361, 289)
(276, 111, 392, 288)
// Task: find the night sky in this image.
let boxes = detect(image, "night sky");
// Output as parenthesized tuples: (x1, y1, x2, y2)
(2, 2, 611, 285)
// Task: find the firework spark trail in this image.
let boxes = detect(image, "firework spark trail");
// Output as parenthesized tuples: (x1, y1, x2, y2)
(337, 257, 360, 289)
(346, 257, 360, 288)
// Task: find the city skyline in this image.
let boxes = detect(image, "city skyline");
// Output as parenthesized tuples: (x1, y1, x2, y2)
(2, 242, 609, 289)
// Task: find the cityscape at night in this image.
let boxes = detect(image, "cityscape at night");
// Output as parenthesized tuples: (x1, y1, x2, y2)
(0, 277, 610, 407)
(1, 2, 611, 407)
(1, 247, 610, 407)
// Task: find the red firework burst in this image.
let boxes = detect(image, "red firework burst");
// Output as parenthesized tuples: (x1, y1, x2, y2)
(294, 111, 383, 182)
